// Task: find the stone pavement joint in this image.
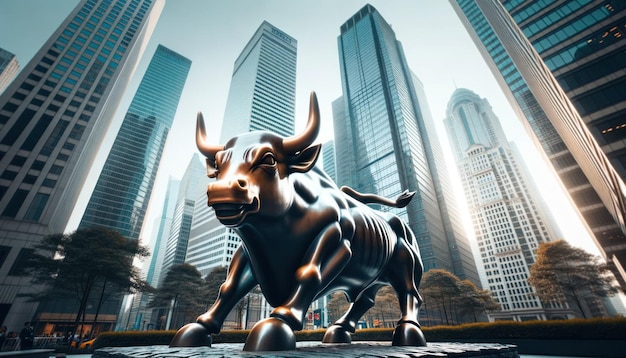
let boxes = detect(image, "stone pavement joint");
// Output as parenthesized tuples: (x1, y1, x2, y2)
(92, 342, 519, 358)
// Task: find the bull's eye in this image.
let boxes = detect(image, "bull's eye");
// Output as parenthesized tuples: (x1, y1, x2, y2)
(260, 153, 276, 166)
(256, 152, 277, 173)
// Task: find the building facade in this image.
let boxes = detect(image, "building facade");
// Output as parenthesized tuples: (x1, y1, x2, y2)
(78, 44, 191, 240)
(445, 88, 570, 320)
(0, 48, 19, 94)
(219, 20, 297, 141)
(450, 0, 626, 289)
(334, 4, 480, 284)
(0, 0, 163, 331)
(186, 20, 298, 277)
(322, 140, 337, 183)
(161, 153, 207, 282)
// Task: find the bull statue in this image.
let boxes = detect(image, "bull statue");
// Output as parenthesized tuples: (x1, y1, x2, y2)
(171, 92, 426, 351)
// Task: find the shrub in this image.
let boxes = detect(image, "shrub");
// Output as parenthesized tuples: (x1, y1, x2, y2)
(92, 317, 626, 349)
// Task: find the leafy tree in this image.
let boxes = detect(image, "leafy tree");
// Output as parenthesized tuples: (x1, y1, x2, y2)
(456, 279, 499, 322)
(528, 240, 618, 318)
(327, 292, 350, 324)
(367, 286, 398, 328)
(420, 269, 498, 325)
(204, 266, 228, 308)
(25, 227, 151, 335)
(420, 269, 462, 325)
(150, 263, 208, 328)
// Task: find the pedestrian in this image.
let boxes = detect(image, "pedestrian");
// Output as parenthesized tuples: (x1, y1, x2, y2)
(0, 325, 7, 351)
(19, 322, 34, 350)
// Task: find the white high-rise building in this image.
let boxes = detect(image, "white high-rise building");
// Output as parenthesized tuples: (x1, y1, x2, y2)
(0, 48, 19, 94)
(161, 153, 207, 283)
(445, 88, 571, 321)
(186, 20, 297, 329)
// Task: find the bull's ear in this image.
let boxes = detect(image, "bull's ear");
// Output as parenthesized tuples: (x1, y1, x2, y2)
(289, 144, 321, 173)
(206, 158, 218, 178)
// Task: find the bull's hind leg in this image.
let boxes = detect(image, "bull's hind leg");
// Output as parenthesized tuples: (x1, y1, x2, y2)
(323, 285, 381, 344)
(387, 218, 427, 346)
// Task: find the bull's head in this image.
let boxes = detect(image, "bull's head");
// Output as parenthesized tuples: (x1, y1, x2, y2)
(196, 91, 322, 226)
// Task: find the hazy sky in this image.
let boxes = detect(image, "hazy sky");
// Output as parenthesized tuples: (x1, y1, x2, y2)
(0, 1, 601, 256)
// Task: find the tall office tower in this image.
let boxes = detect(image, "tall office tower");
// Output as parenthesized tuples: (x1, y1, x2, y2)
(186, 21, 298, 275)
(132, 178, 179, 330)
(161, 154, 207, 283)
(445, 88, 567, 320)
(0, 0, 163, 330)
(0, 48, 19, 94)
(450, 0, 626, 289)
(79, 45, 191, 240)
(322, 140, 337, 183)
(219, 21, 297, 140)
(145, 178, 180, 288)
(186, 21, 298, 329)
(334, 4, 480, 284)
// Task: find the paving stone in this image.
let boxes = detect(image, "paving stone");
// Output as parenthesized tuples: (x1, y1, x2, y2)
(92, 342, 518, 358)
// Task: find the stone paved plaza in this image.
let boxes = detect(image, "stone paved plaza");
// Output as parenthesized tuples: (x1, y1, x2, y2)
(92, 341, 518, 357)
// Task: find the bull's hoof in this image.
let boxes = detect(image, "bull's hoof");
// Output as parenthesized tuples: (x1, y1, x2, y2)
(243, 317, 296, 351)
(322, 324, 352, 343)
(169, 322, 212, 347)
(391, 322, 426, 346)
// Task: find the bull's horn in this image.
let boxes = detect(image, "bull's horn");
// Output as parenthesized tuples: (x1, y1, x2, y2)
(196, 112, 223, 159)
(283, 91, 320, 153)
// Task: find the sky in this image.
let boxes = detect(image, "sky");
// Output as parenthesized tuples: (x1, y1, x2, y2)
(0, 1, 602, 257)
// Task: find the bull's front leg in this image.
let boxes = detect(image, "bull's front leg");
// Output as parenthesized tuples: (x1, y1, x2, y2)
(244, 220, 353, 351)
(271, 215, 355, 330)
(170, 246, 256, 347)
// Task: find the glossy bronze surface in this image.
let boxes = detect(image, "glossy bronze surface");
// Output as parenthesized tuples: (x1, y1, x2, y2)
(170, 92, 426, 351)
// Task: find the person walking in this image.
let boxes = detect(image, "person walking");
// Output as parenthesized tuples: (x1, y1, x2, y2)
(19, 322, 34, 350)
(0, 325, 7, 351)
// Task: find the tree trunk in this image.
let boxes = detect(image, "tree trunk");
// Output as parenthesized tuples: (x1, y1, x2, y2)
(92, 279, 108, 333)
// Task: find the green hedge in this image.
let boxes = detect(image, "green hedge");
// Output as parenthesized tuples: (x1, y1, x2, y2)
(91, 317, 626, 350)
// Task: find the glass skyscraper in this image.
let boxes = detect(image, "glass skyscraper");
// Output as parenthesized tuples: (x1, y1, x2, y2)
(161, 153, 206, 283)
(0, 0, 163, 330)
(334, 4, 480, 284)
(445, 88, 569, 320)
(450, 0, 626, 289)
(79, 45, 191, 241)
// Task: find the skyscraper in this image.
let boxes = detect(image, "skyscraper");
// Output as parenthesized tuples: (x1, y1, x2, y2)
(445, 88, 567, 320)
(161, 153, 207, 282)
(219, 20, 297, 140)
(334, 4, 480, 284)
(0, 48, 19, 94)
(130, 177, 179, 331)
(450, 0, 626, 289)
(322, 140, 337, 183)
(0, 0, 163, 330)
(79, 45, 191, 241)
(187, 21, 298, 276)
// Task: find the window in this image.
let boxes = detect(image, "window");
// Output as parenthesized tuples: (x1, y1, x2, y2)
(2, 189, 28, 218)
(8, 248, 35, 276)
(24, 193, 49, 221)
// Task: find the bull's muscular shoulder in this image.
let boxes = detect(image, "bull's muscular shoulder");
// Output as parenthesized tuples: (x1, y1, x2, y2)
(292, 173, 319, 204)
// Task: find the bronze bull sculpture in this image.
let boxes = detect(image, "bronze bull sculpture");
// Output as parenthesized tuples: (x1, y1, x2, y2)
(171, 92, 426, 351)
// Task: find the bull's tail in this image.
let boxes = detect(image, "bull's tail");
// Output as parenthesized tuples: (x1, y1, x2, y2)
(341, 186, 415, 208)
